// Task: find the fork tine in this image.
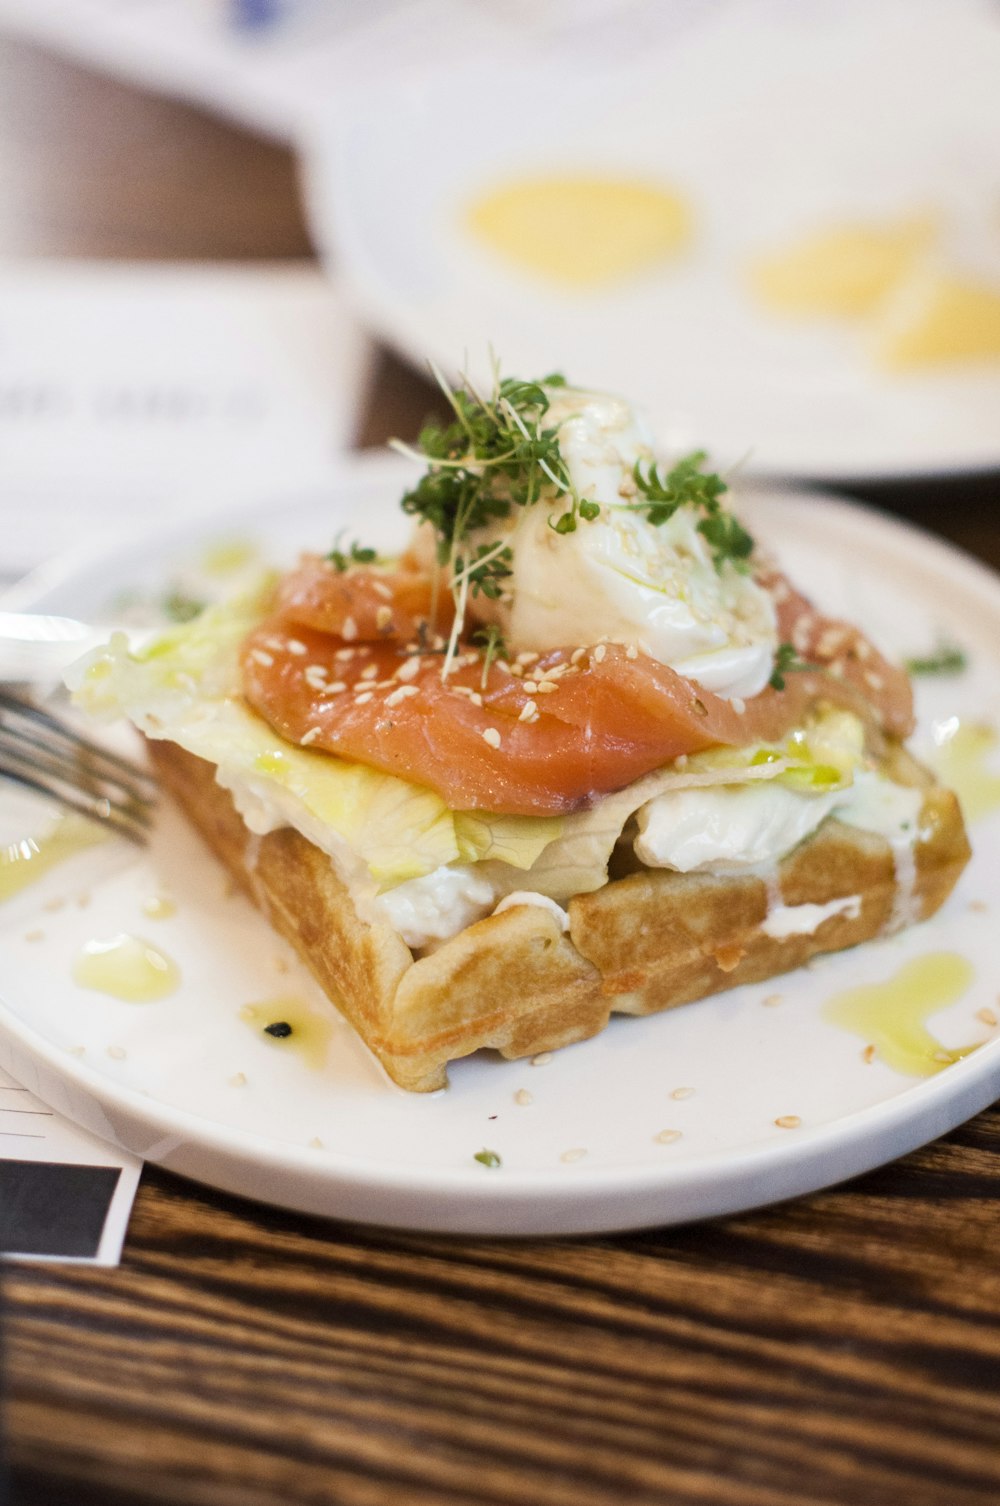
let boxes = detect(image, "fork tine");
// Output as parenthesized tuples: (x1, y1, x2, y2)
(0, 691, 156, 799)
(0, 692, 154, 845)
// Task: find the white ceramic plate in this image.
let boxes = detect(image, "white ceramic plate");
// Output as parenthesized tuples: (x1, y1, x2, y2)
(1, 453, 999, 1236)
(304, 0, 1000, 481)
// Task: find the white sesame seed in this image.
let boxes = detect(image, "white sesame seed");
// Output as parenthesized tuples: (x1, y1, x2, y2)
(360, 663, 378, 680)
(670, 1086, 695, 1101)
(593, 644, 607, 663)
(396, 656, 420, 681)
(654, 1129, 682, 1145)
(108, 1045, 127, 1060)
(731, 697, 746, 714)
(762, 993, 782, 1007)
(481, 727, 501, 749)
(626, 644, 638, 660)
(531, 1053, 552, 1067)
(372, 580, 393, 600)
(354, 691, 374, 706)
(519, 700, 538, 722)
(287, 639, 308, 656)
(386, 684, 420, 707)
(376, 605, 394, 632)
(864, 671, 884, 690)
(536, 681, 558, 694)
(304, 665, 328, 689)
(571, 648, 587, 665)
(318, 684, 346, 700)
(469, 691, 483, 707)
(514, 1089, 533, 1106)
(300, 727, 322, 746)
(516, 651, 539, 665)
(775, 1115, 801, 1129)
(342, 616, 358, 641)
(335, 647, 356, 662)
(509, 663, 524, 677)
(250, 649, 274, 667)
(977, 1007, 998, 1027)
(522, 680, 539, 694)
(229, 1072, 247, 1086)
(309, 1137, 324, 1149)
(560, 1147, 587, 1164)
(675, 753, 689, 769)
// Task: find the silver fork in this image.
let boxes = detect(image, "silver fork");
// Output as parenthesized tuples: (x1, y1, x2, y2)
(0, 690, 156, 844)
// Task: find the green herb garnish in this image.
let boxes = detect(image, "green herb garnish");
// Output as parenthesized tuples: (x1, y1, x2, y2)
(473, 624, 509, 688)
(162, 589, 207, 623)
(769, 642, 814, 691)
(326, 538, 378, 572)
(904, 643, 968, 676)
(629, 452, 753, 568)
(473, 1148, 502, 1169)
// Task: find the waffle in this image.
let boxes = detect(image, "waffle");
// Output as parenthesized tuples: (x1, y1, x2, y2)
(148, 739, 970, 1091)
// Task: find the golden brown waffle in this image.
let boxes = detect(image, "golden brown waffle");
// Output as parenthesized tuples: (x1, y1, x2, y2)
(148, 740, 970, 1092)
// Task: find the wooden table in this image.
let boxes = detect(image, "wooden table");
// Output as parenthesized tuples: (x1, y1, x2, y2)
(2, 35, 999, 1506)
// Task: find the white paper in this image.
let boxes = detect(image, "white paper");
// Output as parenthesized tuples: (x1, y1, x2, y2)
(0, 1061, 142, 1265)
(0, 261, 372, 578)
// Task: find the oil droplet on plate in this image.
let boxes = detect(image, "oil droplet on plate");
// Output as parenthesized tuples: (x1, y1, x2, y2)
(73, 933, 180, 1002)
(931, 720, 1000, 822)
(467, 175, 691, 288)
(823, 952, 976, 1077)
(1, 814, 107, 904)
(142, 893, 177, 920)
(239, 998, 336, 1070)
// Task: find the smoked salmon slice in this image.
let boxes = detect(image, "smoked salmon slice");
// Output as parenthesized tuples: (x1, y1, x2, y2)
(240, 558, 914, 817)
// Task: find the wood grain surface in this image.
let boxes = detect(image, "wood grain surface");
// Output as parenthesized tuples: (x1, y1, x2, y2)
(1, 31, 999, 1506)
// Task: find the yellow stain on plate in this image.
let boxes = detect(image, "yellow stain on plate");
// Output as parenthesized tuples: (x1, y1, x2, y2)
(466, 175, 692, 288)
(874, 269, 1000, 369)
(73, 933, 180, 1002)
(0, 814, 107, 904)
(930, 720, 1000, 822)
(824, 952, 976, 1077)
(239, 998, 336, 1071)
(751, 213, 938, 317)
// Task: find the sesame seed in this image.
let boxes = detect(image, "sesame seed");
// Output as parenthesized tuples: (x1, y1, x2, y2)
(376, 606, 394, 632)
(531, 1053, 552, 1067)
(519, 700, 538, 722)
(372, 580, 393, 600)
(300, 727, 322, 746)
(517, 651, 539, 665)
(108, 1045, 127, 1061)
(342, 616, 358, 641)
(229, 1072, 247, 1086)
(762, 993, 782, 1007)
(536, 681, 558, 694)
(24, 929, 44, 942)
(304, 665, 328, 690)
(593, 644, 607, 663)
(514, 1089, 533, 1106)
(318, 685, 346, 700)
(856, 640, 872, 661)
(354, 691, 374, 706)
(509, 664, 524, 677)
(309, 1137, 325, 1149)
(862, 1044, 876, 1064)
(977, 1007, 998, 1027)
(654, 1129, 682, 1145)
(571, 648, 587, 665)
(560, 1147, 587, 1164)
(626, 645, 638, 660)
(386, 685, 419, 707)
(482, 727, 501, 749)
(731, 697, 746, 714)
(287, 639, 308, 656)
(522, 680, 539, 694)
(675, 753, 689, 769)
(395, 656, 420, 681)
(335, 647, 356, 662)
(775, 1115, 801, 1129)
(250, 649, 274, 667)
(470, 691, 483, 707)
(360, 663, 379, 680)
(864, 671, 884, 691)
(670, 1086, 695, 1101)
(969, 900, 988, 913)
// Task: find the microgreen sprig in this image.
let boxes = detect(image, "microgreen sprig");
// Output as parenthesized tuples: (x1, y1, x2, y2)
(326, 537, 378, 572)
(390, 363, 590, 675)
(627, 452, 754, 569)
(769, 642, 814, 691)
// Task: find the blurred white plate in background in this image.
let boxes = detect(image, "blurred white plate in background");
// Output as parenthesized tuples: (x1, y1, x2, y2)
(304, 0, 1000, 480)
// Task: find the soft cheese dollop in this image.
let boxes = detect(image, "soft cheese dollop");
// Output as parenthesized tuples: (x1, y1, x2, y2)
(473, 387, 778, 700)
